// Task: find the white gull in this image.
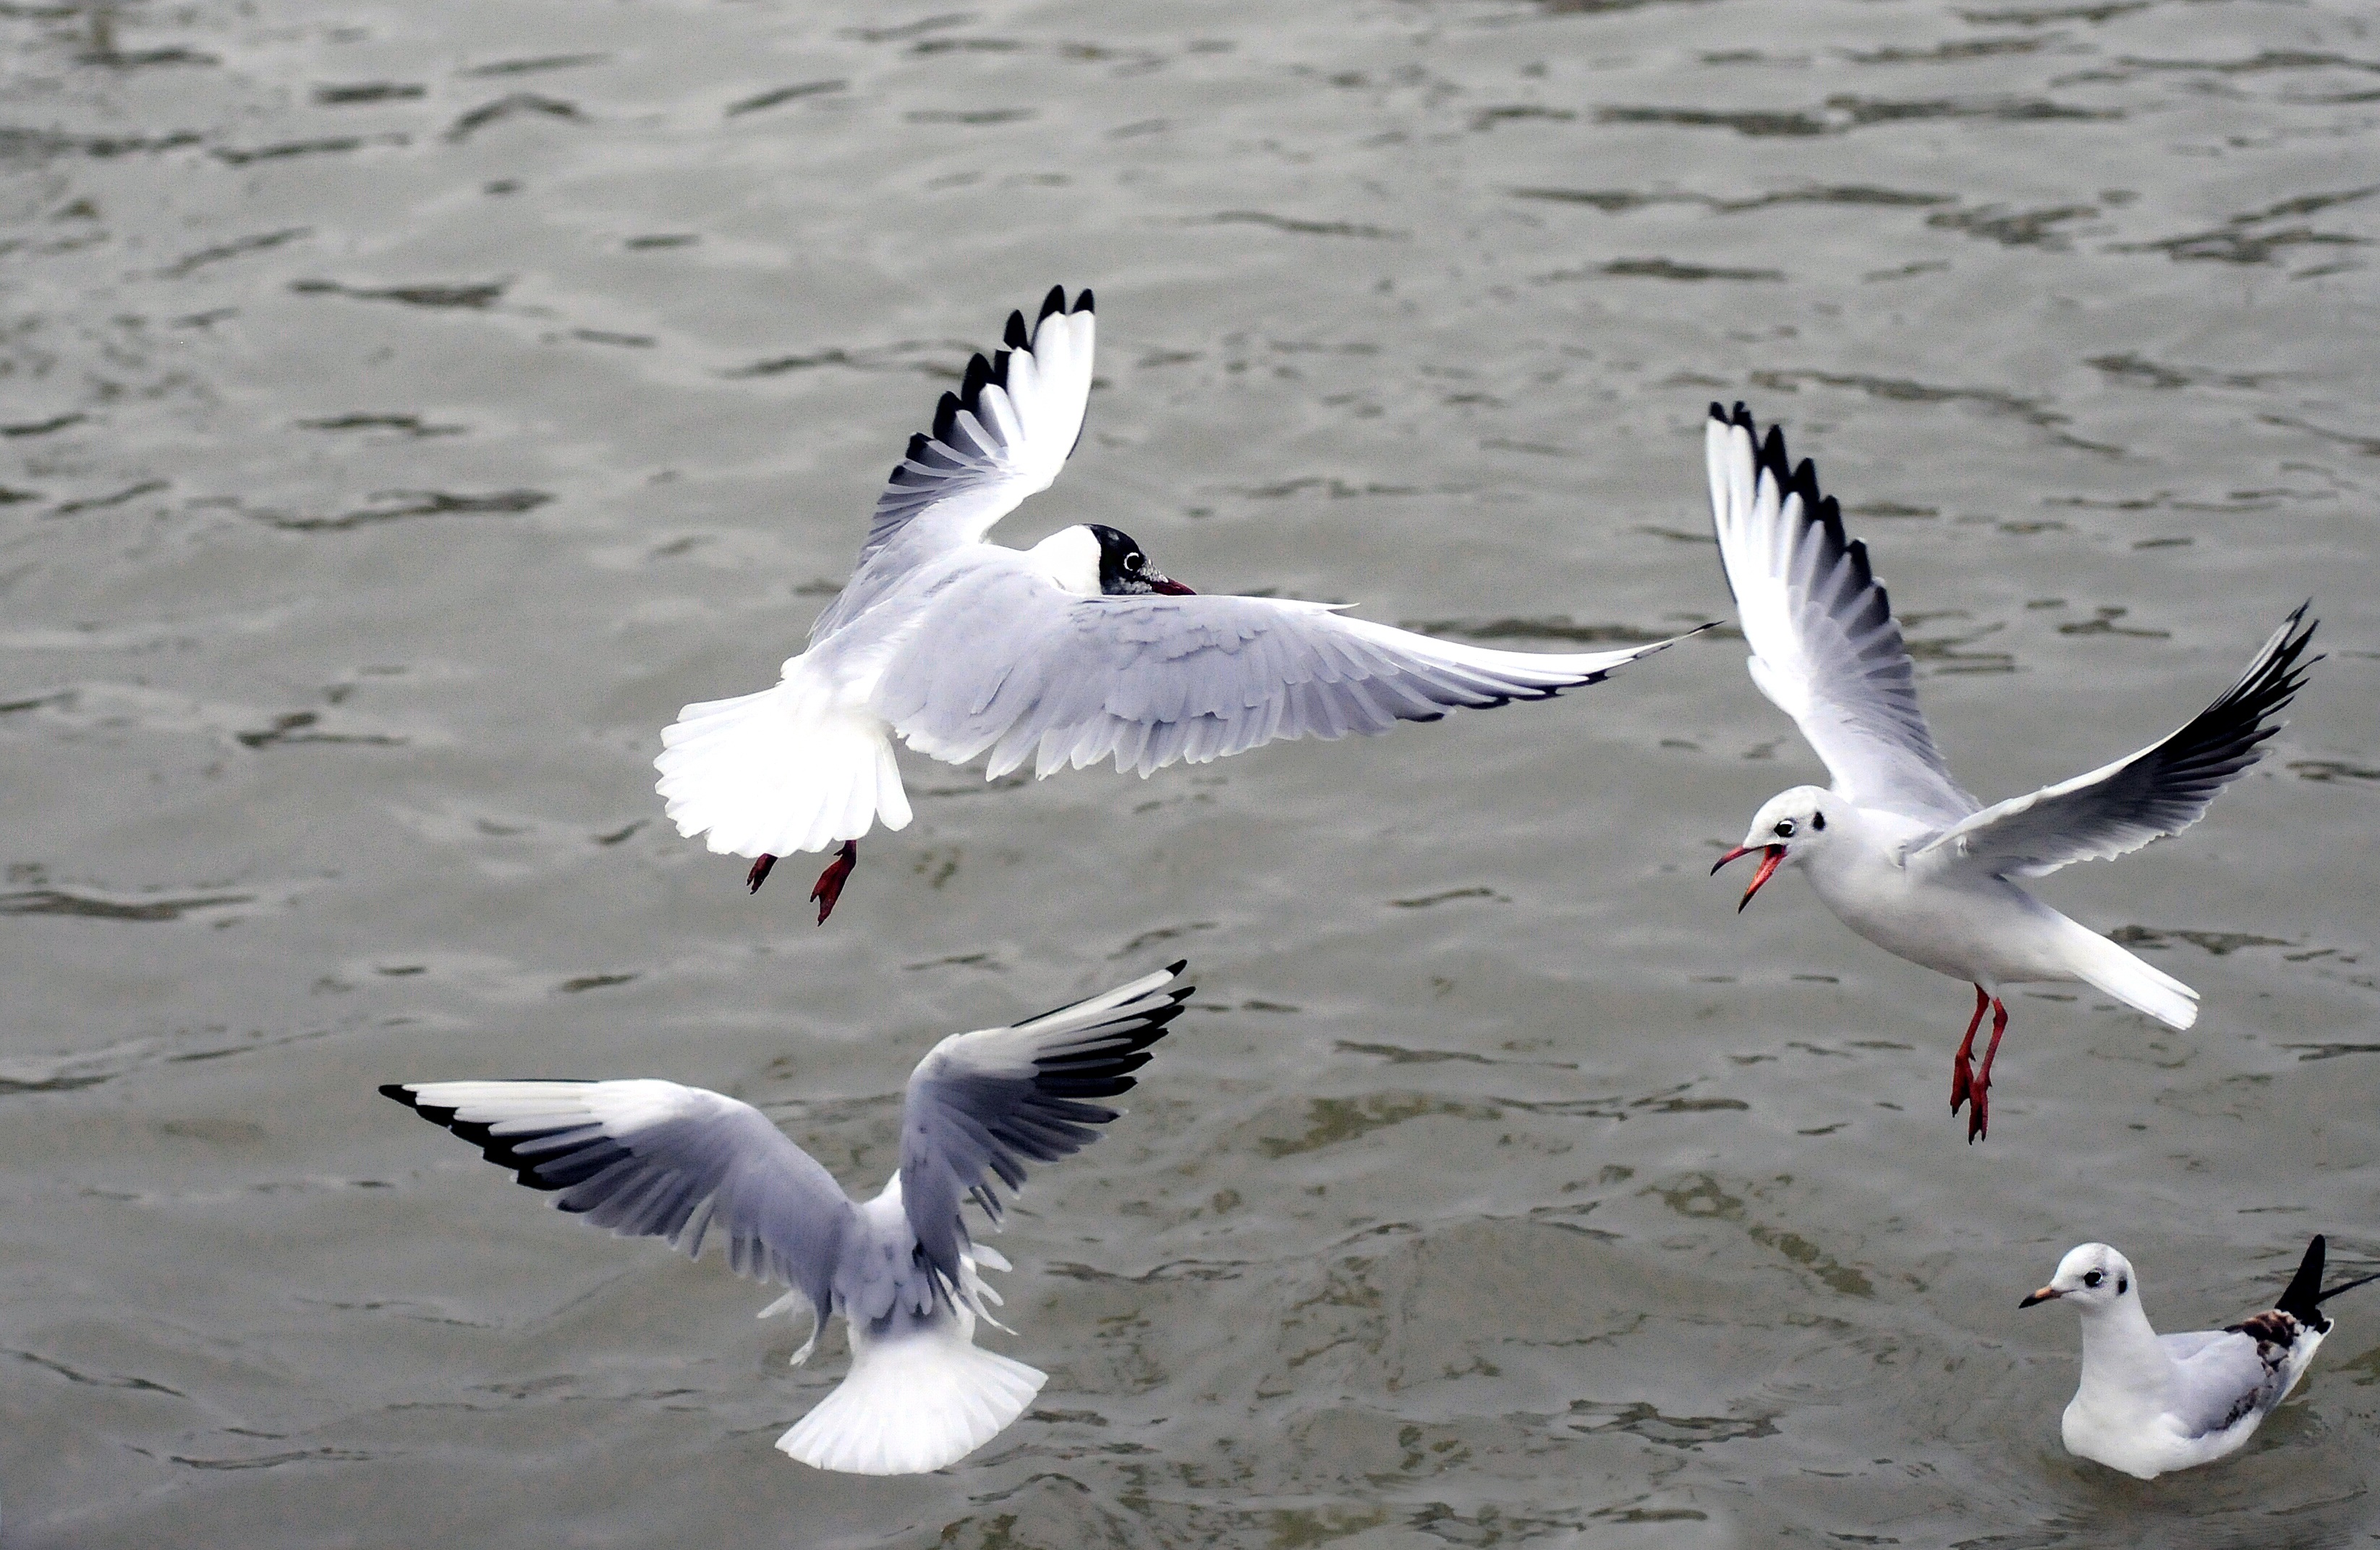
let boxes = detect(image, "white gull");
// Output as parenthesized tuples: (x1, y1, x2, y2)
(655, 287, 1701, 920)
(383, 963, 1189, 1475)
(2023, 1235, 2377, 1478)
(1703, 402, 2318, 1140)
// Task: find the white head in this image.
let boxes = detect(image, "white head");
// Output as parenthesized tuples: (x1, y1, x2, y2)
(1711, 784, 1837, 911)
(2021, 1242, 2139, 1315)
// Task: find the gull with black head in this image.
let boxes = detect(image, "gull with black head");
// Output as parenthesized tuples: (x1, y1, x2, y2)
(1702, 402, 2318, 1140)
(655, 287, 1702, 920)
(2022, 1235, 2379, 1478)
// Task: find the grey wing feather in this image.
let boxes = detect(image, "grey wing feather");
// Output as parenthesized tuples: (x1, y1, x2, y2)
(1915, 606, 2317, 878)
(872, 561, 1699, 780)
(2159, 1329, 2227, 1363)
(2163, 1329, 2291, 1439)
(898, 965, 1190, 1295)
(383, 1080, 854, 1326)
(1707, 403, 1976, 826)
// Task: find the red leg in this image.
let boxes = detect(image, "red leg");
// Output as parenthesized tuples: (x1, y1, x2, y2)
(1950, 985, 1989, 1116)
(808, 840, 858, 926)
(746, 854, 778, 894)
(1967, 998, 2008, 1145)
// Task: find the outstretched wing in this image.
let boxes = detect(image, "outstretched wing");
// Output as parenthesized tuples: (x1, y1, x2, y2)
(872, 558, 1701, 779)
(383, 1080, 853, 1325)
(898, 964, 1191, 1294)
(859, 286, 1095, 569)
(1913, 606, 2316, 878)
(1707, 402, 1976, 826)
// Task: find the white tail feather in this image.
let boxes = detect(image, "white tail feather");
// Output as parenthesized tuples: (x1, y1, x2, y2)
(654, 674, 911, 858)
(2058, 919, 2201, 1030)
(775, 1305, 1045, 1475)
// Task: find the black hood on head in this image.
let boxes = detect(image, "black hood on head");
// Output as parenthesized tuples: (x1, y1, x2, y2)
(1087, 523, 1168, 595)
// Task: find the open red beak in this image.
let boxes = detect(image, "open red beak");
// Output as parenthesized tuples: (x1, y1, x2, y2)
(1711, 844, 1785, 912)
(1150, 574, 1196, 596)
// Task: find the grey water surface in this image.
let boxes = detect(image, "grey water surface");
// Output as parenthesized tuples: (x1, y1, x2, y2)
(4, 0, 2379, 1544)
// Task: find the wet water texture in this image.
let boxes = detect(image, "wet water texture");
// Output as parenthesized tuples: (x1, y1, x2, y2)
(4, 0, 2379, 1544)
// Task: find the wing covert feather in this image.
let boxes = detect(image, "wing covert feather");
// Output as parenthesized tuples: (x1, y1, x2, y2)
(872, 562, 1696, 780)
(898, 966, 1190, 1294)
(1914, 606, 2316, 878)
(383, 1080, 853, 1324)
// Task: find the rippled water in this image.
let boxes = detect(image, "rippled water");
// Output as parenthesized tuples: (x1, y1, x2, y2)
(4, 0, 2378, 1543)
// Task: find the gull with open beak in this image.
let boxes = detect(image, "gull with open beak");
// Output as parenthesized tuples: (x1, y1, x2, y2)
(655, 287, 1703, 921)
(1704, 402, 2318, 1140)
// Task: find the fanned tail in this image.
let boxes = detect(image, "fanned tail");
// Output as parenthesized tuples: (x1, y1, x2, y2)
(655, 673, 912, 859)
(776, 1301, 1044, 1475)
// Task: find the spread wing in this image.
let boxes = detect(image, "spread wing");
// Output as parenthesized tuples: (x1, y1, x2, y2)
(383, 1080, 853, 1326)
(898, 964, 1189, 1294)
(859, 286, 1095, 570)
(1707, 402, 1976, 826)
(1913, 606, 2316, 878)
(872, 558, 1699, 779)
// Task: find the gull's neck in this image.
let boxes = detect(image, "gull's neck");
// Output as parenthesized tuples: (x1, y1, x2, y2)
(2073, 1294, 2173, 1414)
(1022, 526, 1100, 594)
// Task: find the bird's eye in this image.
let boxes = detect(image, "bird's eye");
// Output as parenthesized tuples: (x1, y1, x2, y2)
(1126, 552, 1144, 571)
(2083, 1270, 2104, 1288)
(1811, 812, 1826, 831)
(1773, 819, 1796, 839)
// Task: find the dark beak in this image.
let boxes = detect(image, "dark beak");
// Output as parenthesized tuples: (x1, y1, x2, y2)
(1149, 572, 1195, 596)
(1712, 844, 1785, 912)
(2019, 1286, 2062, 1309)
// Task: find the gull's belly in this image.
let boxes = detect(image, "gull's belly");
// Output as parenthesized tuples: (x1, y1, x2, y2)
(1803, 862, 2070, 987)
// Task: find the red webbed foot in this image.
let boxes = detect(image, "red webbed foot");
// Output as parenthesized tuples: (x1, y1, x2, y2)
(809, 840, 858, 925)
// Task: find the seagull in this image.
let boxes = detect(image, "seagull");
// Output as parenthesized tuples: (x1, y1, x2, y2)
(1702, 402, 2318, 1140)
(656, 287, 1701, 921)
(2021, 1235, 2379, 1478)
(381, 962, 1189, 1475)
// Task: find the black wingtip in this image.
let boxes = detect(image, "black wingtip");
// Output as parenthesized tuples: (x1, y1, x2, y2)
(931, 389, 961, 443)
(1074, 287, 1095, 314)
(1003, 309, 1029, 350)
(961, 352, 991, 405)
(1165, 958, 1188, 976)
(379, 1083, 419, 1107)
(1037, 284, 1067, 323)
(2279, 1235, 2327, 1323)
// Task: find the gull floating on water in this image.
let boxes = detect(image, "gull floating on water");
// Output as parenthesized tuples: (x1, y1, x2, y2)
(2023, 1235, 2379, 1478)
(1703, 402, 2318, 1140)
(383, 963, 1190, 1475)
(656, 287, 1701, 920)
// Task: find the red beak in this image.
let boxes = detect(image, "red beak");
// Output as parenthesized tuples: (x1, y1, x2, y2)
(1712, 844, 1786, 912)
(1150, 574, 1195, 596)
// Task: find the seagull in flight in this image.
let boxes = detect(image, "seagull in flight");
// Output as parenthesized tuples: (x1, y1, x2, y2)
(382, 963, 1189, 1475)
(2022, 1235, 2379, 1478)
(1702, 402, 2319, 1140)
(657, 287, 1701, 921)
